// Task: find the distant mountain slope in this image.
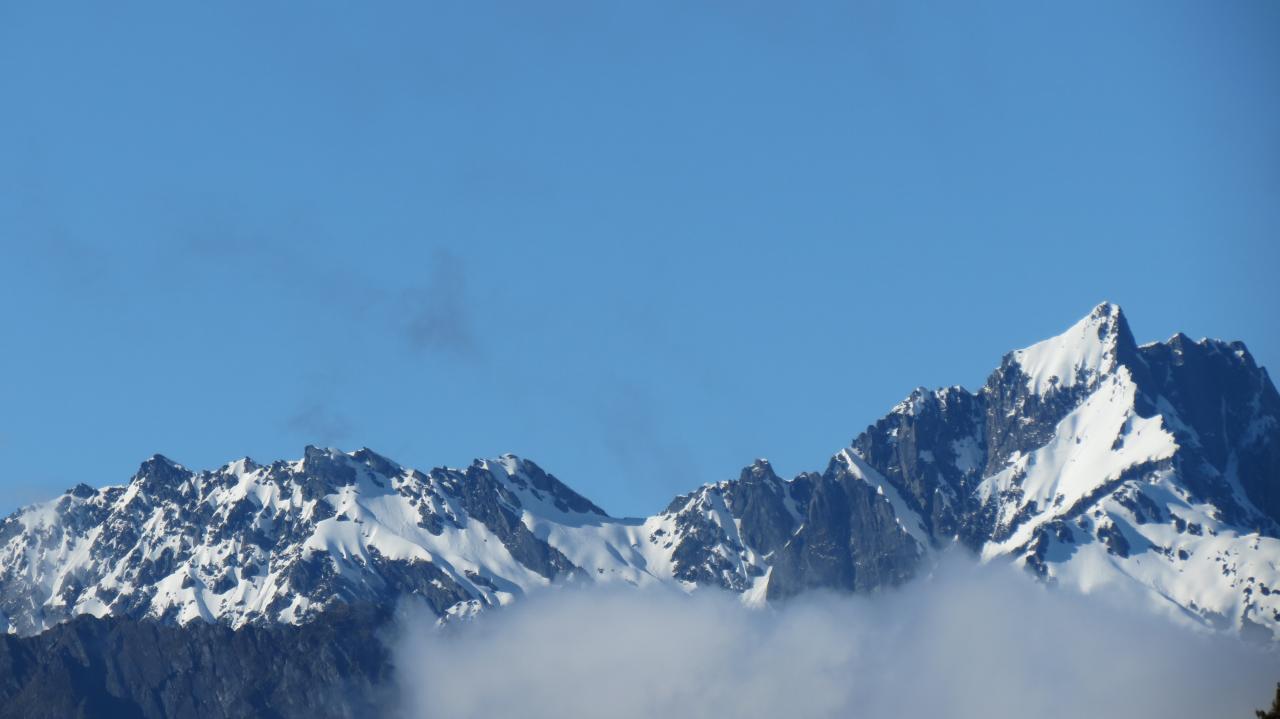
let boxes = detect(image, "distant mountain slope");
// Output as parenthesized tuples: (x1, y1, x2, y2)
(0, 604, 392, 719)
(2, 302, 1277, 638)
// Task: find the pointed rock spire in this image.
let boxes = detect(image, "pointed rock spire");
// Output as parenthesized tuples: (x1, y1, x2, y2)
(739, 458, 779, 484)
(1008, 301, 1139, 394)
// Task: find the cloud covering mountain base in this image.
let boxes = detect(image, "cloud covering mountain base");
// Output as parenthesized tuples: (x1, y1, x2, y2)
(392, 558, 1279, 719)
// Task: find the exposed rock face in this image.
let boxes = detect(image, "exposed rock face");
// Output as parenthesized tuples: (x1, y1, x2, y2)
(0, 604, 392, 719)
(1139, 333, 1280, 527)
(767, 453, 925, 600)
(1, 302, 1277, 643)
(851, 385, 985, 543)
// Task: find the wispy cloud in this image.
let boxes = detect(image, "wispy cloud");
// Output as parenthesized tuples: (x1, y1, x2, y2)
(391, 555, 1280, 719)
(173, 234, 482, 360)
(403, 249, 480, 358)
(285, 397, 353, 447)
(595, 381, 699, 505)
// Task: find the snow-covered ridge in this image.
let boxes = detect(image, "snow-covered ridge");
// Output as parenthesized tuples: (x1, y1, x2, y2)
(2, 302, 1277, 640)
(0, 447, 676, 635)
(1010, 301, 1129, 394)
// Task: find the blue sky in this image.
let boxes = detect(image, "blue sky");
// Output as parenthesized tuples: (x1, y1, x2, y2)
(1, 1, 1277, 517)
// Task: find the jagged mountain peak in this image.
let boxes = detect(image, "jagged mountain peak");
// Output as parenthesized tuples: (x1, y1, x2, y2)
(1006, 301, 1139, 395)
(474, 453, 609, 518)
(135, 453, 187, 475)
(219, 457, 260, 474)
(739, 458, 780, 483)
(1163, 332, 1268, 375)
(891, 385, 976, 418)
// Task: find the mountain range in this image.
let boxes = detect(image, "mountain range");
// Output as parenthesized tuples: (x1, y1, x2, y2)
(1, 301, 1277, 716)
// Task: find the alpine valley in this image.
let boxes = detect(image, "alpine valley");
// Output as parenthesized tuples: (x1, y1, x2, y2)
(1, 302, 1277, 718)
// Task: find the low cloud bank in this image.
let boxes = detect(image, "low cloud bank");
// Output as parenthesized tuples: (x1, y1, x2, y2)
(392, 559, 1279, 719)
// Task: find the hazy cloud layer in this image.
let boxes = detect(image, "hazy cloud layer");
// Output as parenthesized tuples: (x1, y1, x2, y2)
(392, 559, 1279, 719)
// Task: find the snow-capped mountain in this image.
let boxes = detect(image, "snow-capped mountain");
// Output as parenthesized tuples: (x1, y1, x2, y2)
(2, 303, 1277, 638)
(854, 303, 1280, 637)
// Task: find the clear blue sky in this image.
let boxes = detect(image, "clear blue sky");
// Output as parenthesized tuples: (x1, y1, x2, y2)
(1, 1, 1276, 517)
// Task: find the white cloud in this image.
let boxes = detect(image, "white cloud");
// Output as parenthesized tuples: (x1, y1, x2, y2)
(391, 557, 1280, 719)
